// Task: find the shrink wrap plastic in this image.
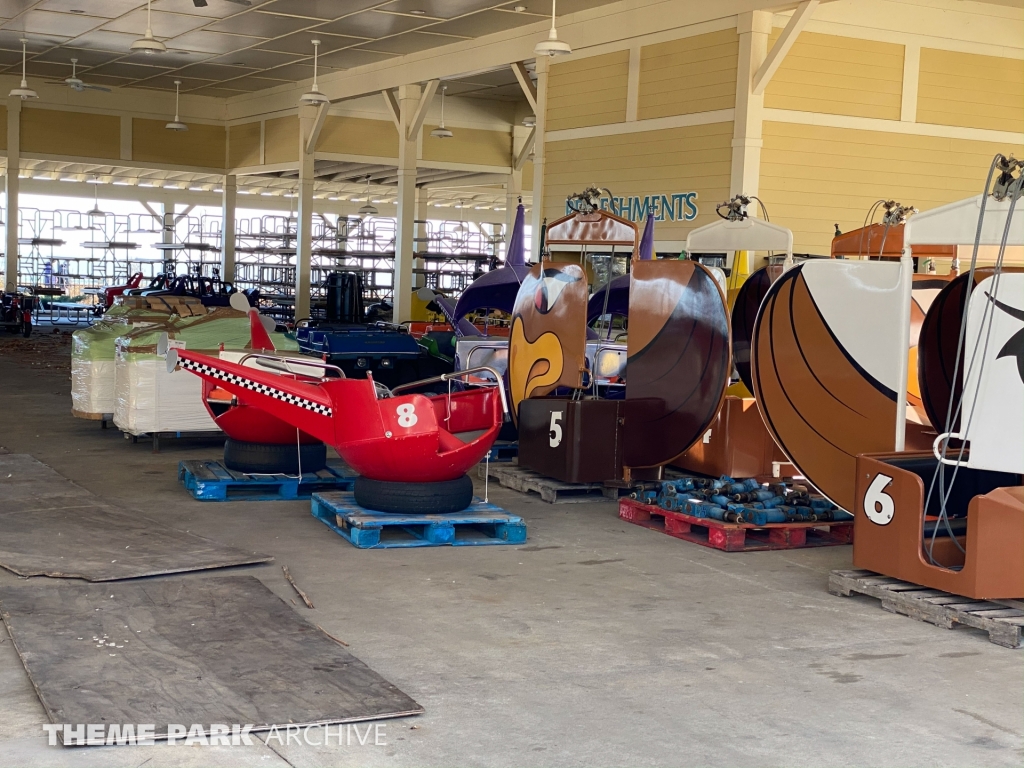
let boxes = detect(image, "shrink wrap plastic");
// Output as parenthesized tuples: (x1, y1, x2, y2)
(71, 306, 174, 418)
(112, 308, 295, 435)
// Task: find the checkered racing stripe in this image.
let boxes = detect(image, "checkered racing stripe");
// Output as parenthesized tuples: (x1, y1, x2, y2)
(180, 357, 333, 418)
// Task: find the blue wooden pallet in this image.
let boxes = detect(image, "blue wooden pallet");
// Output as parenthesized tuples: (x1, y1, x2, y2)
(179, 459, 357, 502)
(311, 491, 527, 549)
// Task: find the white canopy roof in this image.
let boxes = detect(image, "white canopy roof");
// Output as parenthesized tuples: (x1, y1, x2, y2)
(904, 194, 1023, 248)
(685, 217, 794, 257)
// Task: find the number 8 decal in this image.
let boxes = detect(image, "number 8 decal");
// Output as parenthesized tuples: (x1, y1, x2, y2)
(396, 403, 418, 428)
(863, 473, 895, 525)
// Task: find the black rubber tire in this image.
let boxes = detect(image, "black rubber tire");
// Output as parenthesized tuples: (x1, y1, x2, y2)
(354, 474, 474, 514)
(223, 439, 327, 474)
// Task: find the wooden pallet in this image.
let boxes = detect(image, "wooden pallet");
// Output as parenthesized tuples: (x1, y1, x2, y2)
(829, 569, 1024, 649)
(179, 459, 357, 502)
(618, 498, 853, 552)
(478, 462, 625, 504)
(311, 492, 527, 549)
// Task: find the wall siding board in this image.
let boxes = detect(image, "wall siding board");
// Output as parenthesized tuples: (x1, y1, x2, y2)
(228, 121, 261, 168)
(316, 115, 398, 158)
(264, 116, 298, 165)
(544, 122, 733, 242)
(133, 118, 225, 168)
(638, 30, 738, 120)
(23, 108, 119, 159)
(763, 31, 904, 120)
(918, 48, 1024, 133)
(547, 50, 629, 131)
(422, 125, 509, 166)
(759, 121, 1024, 255)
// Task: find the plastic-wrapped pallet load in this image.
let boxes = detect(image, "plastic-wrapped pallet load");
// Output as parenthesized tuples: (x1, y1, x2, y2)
(113, 308, 296, 436)
(71, 306, 176, 419)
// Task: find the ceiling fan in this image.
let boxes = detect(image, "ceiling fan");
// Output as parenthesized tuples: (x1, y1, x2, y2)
(191, 0, 251, 6)
(58, 59, 111, 92)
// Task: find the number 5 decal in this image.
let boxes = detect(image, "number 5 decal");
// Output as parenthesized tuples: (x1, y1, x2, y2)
(549, 411, 563, 448)
(863, 473, 895, 525)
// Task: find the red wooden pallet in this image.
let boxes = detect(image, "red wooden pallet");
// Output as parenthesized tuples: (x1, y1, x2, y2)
(618, 498, 854, 552)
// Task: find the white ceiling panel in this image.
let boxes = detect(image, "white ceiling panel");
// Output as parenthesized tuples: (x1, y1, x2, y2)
(132, 73, 215, 90)
(379, 0, 508, 19)
(151, 0, 269, 19)
(65, 28, 143, 50)
(6, 9, 107, 35)
(208, 46, 298, 67)
(34, 46, 123, 66)
(315, 46, 396, 69)
(87, 60, 174, 78)
(166, 28, 266, 53)
(37, 0, 142, 16)
(102, 9, 210, 37)
(313, 10, 435, 38)
(0, 29, 70, 51)
(257, 0, 385, 21)
(357, 30, 465, 55)
(0, 0, 36, 17)
(429, 9, 534, 37)
(256, 30, 362, 54)
(171, 60, 254, 79)
(217, 73, 290, 90)
(204, 9, 315, 37)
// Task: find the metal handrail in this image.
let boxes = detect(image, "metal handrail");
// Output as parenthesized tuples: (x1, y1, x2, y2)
(390, 366, 509, 417)
(236, 352, 345, 379)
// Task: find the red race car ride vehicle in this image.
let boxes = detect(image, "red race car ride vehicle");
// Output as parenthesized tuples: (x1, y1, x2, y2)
(167, 339, 507, 514)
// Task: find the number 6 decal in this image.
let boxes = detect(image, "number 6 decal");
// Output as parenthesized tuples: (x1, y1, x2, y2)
(863, 473, 895, 525)
(549, 411, 563, 448)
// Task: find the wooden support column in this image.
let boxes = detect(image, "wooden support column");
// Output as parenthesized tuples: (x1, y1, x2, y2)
(507, 124, 531, 239)
(5, 96, 20, 292)
(529, 56, 549, 262)
(393, 83, 421, 323)
(296, 104, 317, 321)
(731, 11, 772, 200)
(221, 174, 237, 283)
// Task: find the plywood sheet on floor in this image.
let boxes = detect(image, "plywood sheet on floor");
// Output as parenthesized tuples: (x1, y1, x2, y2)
(0, 575, 423, 743)
(0, 454, 271, 581)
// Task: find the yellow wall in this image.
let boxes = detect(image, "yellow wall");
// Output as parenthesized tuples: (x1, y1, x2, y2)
(264, 116, 298, 165)
(547, 50, 630, 131)
(423, 126, 509, 166)
(133, 118, 225, 168)
(0, 105, 5, 151)
(521, 160, 534, 193)
(544, 121, 733, 241)
(228, 121, 261, 168)
(764, 31, 903, 120)
(23, 108, 119, 159)
(638, 29, 738, 120)
(317, 115, 398, 158)
(758, 121, 1024, 255)
(918, 48, 1024, 134)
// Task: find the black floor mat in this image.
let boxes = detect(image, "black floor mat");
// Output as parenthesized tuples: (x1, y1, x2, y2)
(0, 454, 271, 581)
(0, 575, 423, 744)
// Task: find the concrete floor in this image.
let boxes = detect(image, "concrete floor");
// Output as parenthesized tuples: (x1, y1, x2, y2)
(0, 330, 1021, 768)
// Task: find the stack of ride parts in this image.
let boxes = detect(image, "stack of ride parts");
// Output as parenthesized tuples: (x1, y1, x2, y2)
(634, 475, 854, 527)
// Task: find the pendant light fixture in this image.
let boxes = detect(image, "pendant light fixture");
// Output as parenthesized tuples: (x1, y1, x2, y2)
(131, 0, 167, 55)
(9, 39, 38, 100)
(165, 80, 187, 131)
(453, 200, 468, 234)
(299, 39, 329, 105)
(534, 0, 571, 57)
(430, 84, 453, 139)
(86, 176, 106, 225)
(358, 175, 378, 217)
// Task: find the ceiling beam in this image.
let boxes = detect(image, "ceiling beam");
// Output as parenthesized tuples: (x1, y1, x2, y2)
(752, 0, 818, 96)
(382, 89, 400, 129)
(514, 126, 536, 171)
(407, 79, 440, 141)
(511, 62, 537, 113)
(304, 102, 331, 155)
